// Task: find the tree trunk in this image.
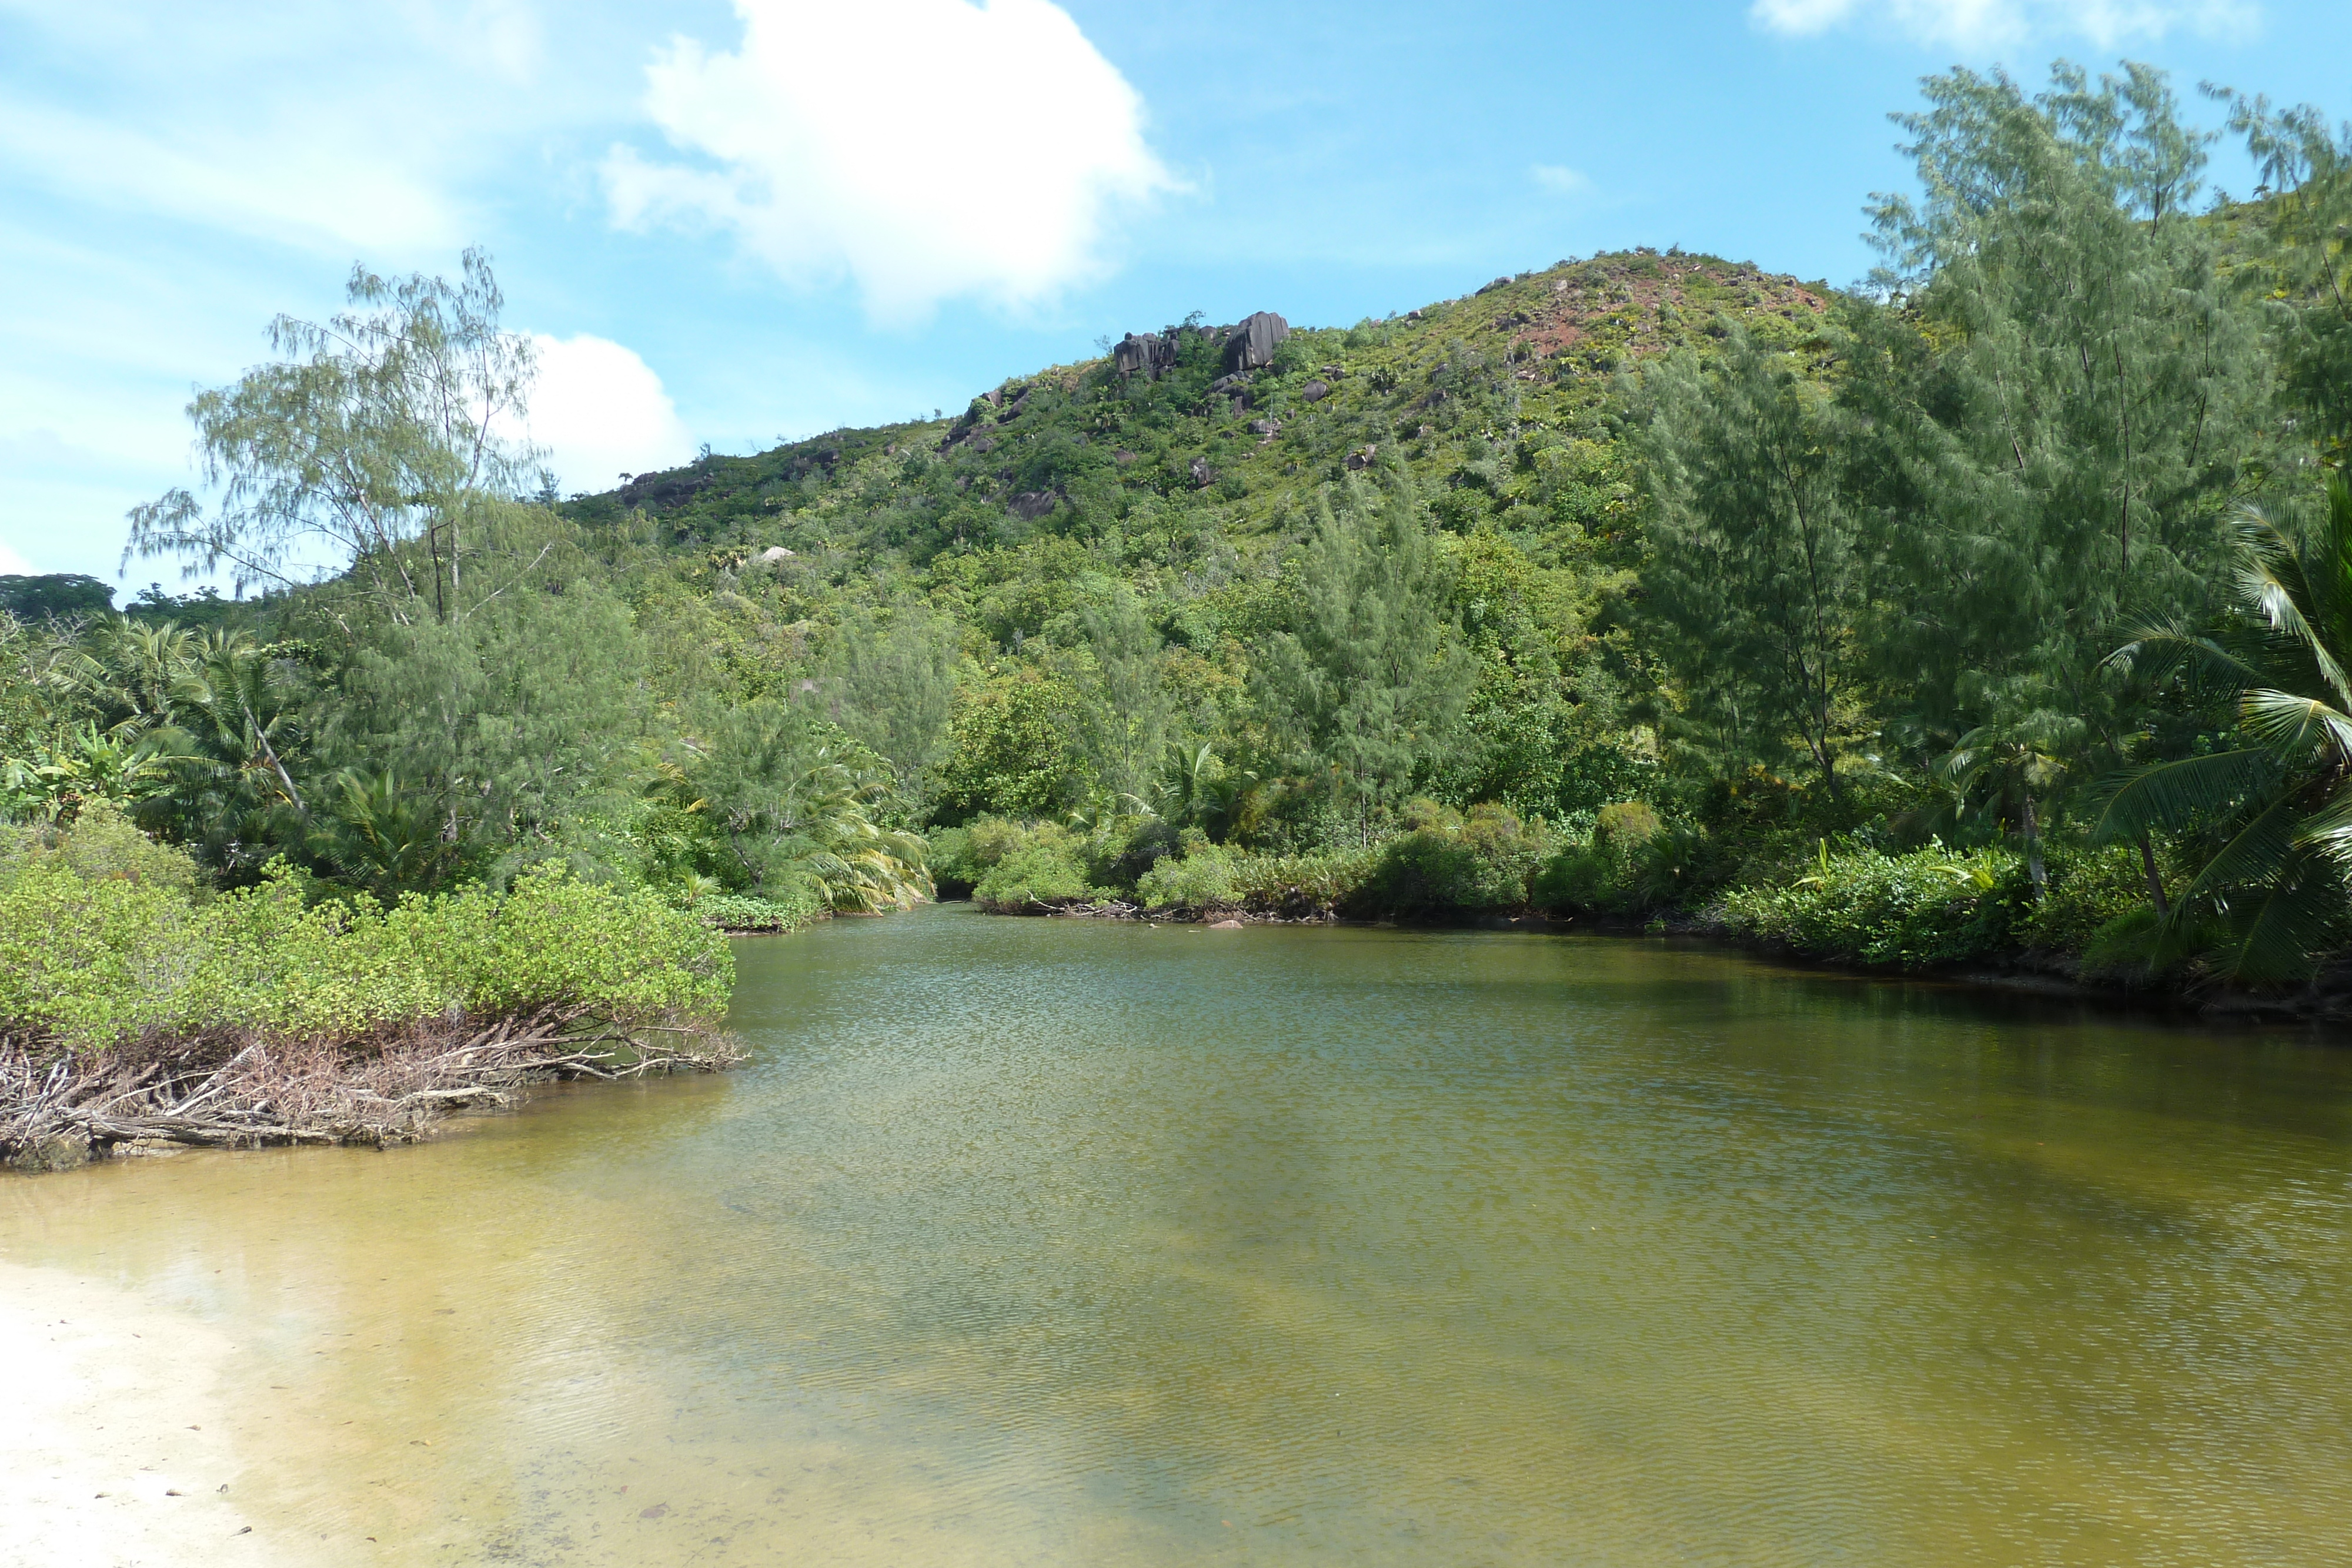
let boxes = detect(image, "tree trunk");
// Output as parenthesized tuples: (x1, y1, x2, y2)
(2135, 830, 2168, 917)
(2021, 788, 2046, 898)
(1813, 739, 1843, 806)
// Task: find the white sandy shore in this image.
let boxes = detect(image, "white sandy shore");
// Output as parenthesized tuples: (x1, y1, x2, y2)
(0, 1259, 316, 1568)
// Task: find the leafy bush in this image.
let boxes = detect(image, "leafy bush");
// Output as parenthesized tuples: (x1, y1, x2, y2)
(1130, 831, 1384, 918)
(2079, 905, 2166, 978)
(1720, 842, 2025, 969)
(691, 888, 823, 934)
(1135, 840, 1241, 909)
(956, 819, 1102, 910)
(1532, 800, 1729, 915)
(2014, 844, 2157, 954)
(925, 824, 980, 897)
(1349, 801, 1553, 918)
(0, 837, 733, 1055)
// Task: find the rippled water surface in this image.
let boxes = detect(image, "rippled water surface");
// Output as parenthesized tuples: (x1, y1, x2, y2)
(8, 907, 2352, 1564)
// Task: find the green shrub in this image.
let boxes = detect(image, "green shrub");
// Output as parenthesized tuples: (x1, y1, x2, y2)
(1350, 801, 1553, 918)
(2, 799, 199, 890)
(968, 820, 1101, 910)
(0, 845, 733, 1055)
(2079, 905, 2165, 978)
(693, 889, 823, 934)
(1224, 844, 1384, 914)
(1084, 815, 1177, 892)
(1720, 842, 2025, 969)
(1593, 800, 1662, 845)
(1135, 842, 1241, 909)
(934, 814, 1127, 910)
(2015, 844, 2156, 954)
(925, 825, 980, 896)
(1532, 802, 1724, 915)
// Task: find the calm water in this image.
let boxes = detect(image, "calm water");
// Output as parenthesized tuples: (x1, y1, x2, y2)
(6, 905, 2352, 1565)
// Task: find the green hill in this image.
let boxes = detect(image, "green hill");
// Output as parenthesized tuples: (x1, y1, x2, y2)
(570, 249, 1832, 566)
(553, 249, 1838, 837)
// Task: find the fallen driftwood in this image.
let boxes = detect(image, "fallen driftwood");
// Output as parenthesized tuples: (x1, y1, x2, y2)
(2, 1009, 741, 1172)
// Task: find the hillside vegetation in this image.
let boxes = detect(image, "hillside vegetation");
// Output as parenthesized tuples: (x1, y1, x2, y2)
(11, 61, 2352, 1014)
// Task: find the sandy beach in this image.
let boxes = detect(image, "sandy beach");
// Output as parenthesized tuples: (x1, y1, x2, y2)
(0, 1259, 312, 1568)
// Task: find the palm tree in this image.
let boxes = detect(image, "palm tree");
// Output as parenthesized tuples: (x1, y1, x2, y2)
(168, 630, 308, 812)
(65, 617, 197, 737)
(649, 703, 931, 914)
(2095, 477, 2352, 982)
(310, 770, 463, 896)
(1936, 706, 2083, 895)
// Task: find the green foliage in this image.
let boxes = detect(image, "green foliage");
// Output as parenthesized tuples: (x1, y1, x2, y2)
(1852, 63, 2268, 757)
(1722, 842, 2026, 968)
(933, 663, 1090, 822)
(2015, 843, 2159, 953)
(683, 889, 823, 934)
(962, 819, 1101, 911)
(2226, 92, 2352, 464)
(1, 725, 176, 825)
(0, 825, 730, 1056)
(4, 798, 201, 890)
(1135, 839, 1241, 910)
(2093, 478, 2352, 982)
(0, 574, 115, 621)
(1250, 486, 1475, 835)
(815, 601, 959, 815)
(1350, 801, 1553, 918)
(649, 700, 930, 913)
(1640, 328, 1865, 795)
(126, 247, 536, 604)
(1531, 801, 1726, 915)
(1595, 800, 1662, 844)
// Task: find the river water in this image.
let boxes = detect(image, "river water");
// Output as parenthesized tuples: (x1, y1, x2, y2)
(6, 905, 2352, 1565)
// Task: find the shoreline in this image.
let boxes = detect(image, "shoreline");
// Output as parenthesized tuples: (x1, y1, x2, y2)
(0, 1259, 313, 1566)
(963, 899, 2351, 1032)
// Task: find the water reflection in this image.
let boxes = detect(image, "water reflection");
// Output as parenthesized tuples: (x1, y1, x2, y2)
(5, 907, 2351, 1564)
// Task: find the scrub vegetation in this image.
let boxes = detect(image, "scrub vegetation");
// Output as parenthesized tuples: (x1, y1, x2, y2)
(10, 58, 2352, 1144)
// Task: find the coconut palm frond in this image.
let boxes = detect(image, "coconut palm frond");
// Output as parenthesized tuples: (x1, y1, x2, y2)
(2237, 688, 2352, 763)
(2086, 748, 2276, 842)
(2204, 847, 2351, 986)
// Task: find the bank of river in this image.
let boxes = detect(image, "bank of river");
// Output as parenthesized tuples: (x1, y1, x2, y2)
(5, 904, 2351, 1564)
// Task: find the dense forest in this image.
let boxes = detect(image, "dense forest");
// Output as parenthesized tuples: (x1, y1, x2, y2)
(11, 62, 2352, 1014)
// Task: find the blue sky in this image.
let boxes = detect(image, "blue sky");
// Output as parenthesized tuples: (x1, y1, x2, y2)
(4, 0, 2348, 591)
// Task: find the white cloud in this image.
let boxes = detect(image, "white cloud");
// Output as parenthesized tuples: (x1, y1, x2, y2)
(1750, 0, 2256, 48)
(1532, 164, 1593, 197)
(604, 0, 1177, 320)
(514, 333, 696, 493)
(0, 538, 33, 575)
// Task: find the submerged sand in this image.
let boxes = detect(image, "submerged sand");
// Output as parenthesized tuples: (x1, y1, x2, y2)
(0, 1260, 316, 1567)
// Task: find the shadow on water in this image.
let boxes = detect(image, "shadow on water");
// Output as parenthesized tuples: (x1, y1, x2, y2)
(5, 902, 2351, 1565)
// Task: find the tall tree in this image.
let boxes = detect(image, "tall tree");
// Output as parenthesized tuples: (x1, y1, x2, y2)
(125, 248, 537, 618)
(1251, 483, 1474, 838)
(315, 507, 652, 882)
(817, 602, 960, 816)
(1850, 63, 2270, 767)
(1061, 590, 1177, 810)
(2224, 91, 2352, 464)
(1641, 327, 1867, 799)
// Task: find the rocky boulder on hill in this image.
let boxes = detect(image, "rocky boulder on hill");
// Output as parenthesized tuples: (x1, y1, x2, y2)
(1113, 332, 1177, 380)
(1221, 312, 1288, 373)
